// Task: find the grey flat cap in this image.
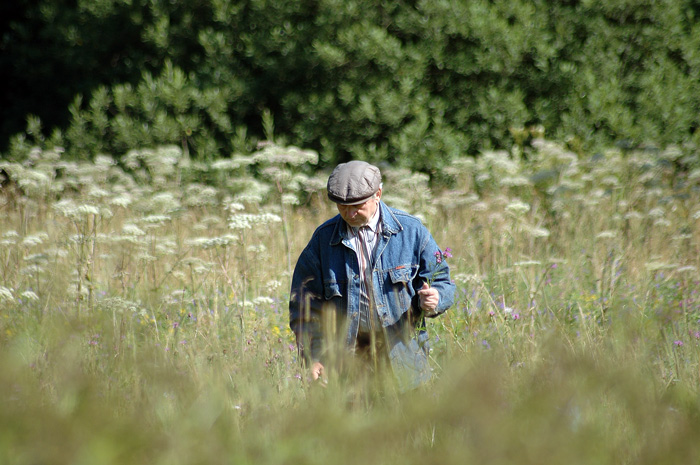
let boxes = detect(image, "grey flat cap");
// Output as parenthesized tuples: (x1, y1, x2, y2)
(327, 161, 382, 205)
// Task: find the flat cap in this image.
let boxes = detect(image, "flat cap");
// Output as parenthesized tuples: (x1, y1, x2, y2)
(327, 160, 382, 205)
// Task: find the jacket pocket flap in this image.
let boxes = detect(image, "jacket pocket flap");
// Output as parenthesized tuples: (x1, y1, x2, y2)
(388, 266, 413, 284)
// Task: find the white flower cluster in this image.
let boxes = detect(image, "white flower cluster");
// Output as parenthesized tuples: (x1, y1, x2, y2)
(53, 199, 112, 219)
(228, 212, 282, 230)
(97, 297, 149, 318)
(0, 287, 14, 302)
(505, 199, 531, 216)
(187, 234, 239, 249)
(252, 143, 318, 167)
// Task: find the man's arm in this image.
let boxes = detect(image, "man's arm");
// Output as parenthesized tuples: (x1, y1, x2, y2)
(414, 234, 456, 317)
(289, 243, 324, 368)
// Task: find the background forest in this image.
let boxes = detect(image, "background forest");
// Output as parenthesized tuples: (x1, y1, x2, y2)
(3, 0, 700, 170)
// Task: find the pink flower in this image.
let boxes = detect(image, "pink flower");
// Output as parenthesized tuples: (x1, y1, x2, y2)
(428, 246, 453, 285)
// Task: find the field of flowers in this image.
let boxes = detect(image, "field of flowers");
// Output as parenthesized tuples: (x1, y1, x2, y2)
(1, 139, 700, 464)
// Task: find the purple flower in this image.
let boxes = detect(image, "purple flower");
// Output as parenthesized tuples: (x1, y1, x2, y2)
(427, 246, 453, 285)
(674, 340, 684, 347)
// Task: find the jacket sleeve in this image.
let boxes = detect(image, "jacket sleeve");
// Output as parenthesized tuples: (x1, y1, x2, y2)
(412, 229, 456, 317)
(289, 239, 324, 363)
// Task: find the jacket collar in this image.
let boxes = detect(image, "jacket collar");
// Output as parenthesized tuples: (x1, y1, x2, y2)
(329, 201, 402, 246)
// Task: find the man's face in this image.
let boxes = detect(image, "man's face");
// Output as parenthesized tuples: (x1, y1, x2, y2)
(336, 189, 381, 227)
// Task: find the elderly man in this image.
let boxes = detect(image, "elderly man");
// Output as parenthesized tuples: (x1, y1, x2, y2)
(289, 160, 455, 391)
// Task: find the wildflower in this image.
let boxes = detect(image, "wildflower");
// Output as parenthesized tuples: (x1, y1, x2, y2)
(266, 280, 282, 293)
(525, 226, 551, 238)
(229, 212, 282, 230)
(624, 211, 644, 220)
(427, 247, 452, 285)
(282, 193, 300, 205)
(0, 287, 14, 302)
(122, 224, 147, 236)
(505, 199, 531, 216)
(453, 273, 479, 284)
(20, 291, 39, 302)
(500, 176, 531, 187)
(673, 340, 684, 347)
(187, 235, 238, 249)
(253, 296, 274, 306)
(110, 194, 133, 208)
(22, 233, 49, 247)
(139, 214, 171, 226)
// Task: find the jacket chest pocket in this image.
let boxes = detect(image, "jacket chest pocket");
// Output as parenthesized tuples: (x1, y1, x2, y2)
(386, 265, 415, 313)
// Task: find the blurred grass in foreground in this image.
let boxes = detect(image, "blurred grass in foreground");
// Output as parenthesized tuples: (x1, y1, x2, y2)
(2, 317, 699, 465)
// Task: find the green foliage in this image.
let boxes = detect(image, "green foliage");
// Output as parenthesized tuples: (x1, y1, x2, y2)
(3, 0, 700, 171)
(65, 61, 236, 160)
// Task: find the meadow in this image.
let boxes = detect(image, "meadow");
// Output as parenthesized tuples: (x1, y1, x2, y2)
(1, 140, 700, 464)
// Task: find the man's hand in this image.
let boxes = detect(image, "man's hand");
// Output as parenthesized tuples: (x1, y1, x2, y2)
(311, 361, 327, 386)
(418, 282, 440, 316)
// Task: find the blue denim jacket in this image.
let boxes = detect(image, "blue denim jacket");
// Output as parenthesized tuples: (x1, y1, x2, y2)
(289, 201, 455, 391)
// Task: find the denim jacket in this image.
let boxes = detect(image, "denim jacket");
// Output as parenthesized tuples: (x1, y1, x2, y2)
(289, 201, 455, 391)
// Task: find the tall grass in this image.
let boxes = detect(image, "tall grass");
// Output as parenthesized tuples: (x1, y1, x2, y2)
(1, 141, 700, 464)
